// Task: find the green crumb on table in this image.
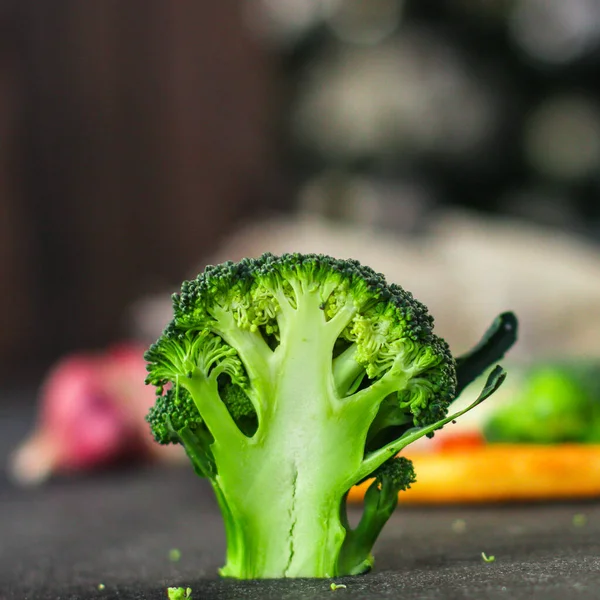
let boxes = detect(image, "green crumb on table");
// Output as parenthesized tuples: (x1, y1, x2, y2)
(481, 552, 495, 563)
(167, 587, 192, 599)
(451, 519, 466, 533)
(169, 548, 182, 562)
(330, 582, 347, 590)
(97, 583, 105, 590)
(572, 513, 587, 527)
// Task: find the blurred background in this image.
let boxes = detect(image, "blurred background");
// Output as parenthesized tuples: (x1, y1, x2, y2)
(3, 0, 600, 485)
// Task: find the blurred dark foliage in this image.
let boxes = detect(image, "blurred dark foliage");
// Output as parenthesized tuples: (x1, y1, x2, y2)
(0, 1, 280, 376)
(1, 0, 600, 376)
(269, 0, 600, 233)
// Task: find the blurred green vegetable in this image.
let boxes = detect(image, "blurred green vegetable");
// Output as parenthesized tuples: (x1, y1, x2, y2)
(484, 364, 600, 444)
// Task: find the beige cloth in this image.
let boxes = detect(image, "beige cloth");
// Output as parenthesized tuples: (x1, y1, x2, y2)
(134, 210, 600, 363)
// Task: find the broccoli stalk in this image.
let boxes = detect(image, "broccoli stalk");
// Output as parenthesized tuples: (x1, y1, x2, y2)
(337, 457, 416, 575)
(145, 253, 517, 579)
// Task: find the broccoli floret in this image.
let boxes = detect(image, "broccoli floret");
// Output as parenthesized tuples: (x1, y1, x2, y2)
(145, 253, 517, 579)
(167, 587, 192, 600)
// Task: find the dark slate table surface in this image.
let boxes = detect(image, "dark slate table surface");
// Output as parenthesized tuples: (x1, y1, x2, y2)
(1, 388, 600, 600)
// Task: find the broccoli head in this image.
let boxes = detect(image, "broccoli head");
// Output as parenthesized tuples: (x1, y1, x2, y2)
(145, 253, 516, 579)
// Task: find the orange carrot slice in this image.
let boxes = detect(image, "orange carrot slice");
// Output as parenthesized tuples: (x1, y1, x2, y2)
(347, 445, 600, 504)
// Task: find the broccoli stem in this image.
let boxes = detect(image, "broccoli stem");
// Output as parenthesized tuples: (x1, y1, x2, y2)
(189, 298, 495, 577)
(212, 482, 244, 575)
(337, 480, 397, 575)
(215, 292, 372, 577)
(176, 425, 215, 479)
(218, 470, 346, 578)
(159, 283, 506, 578)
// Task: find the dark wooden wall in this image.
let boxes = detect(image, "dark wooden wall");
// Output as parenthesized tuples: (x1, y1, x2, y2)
(0, 1, 279, 374)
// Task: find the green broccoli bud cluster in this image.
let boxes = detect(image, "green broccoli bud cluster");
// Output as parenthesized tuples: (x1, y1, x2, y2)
(373, 456, 416, 494)
(146, 386, 201, 444)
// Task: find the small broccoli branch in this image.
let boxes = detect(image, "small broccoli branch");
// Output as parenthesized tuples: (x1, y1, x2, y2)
(352, 366, 506, 485)
(282, 281, 358, 350)
(338, 457, 416, 575)
(342, 483, 391, 573)
(283, 281, 339, 324)
(209, 305, 273, 389)
(341, 370, 408, 416)
(272, 283, 296, 318)
(338, 337, 442, 414)
(332, 345, 365, 397)
(182, 373, 248, 452)
(287, 275, 306, 304)
(325, 299, 358, 342)
(176, 425, 216, 479)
